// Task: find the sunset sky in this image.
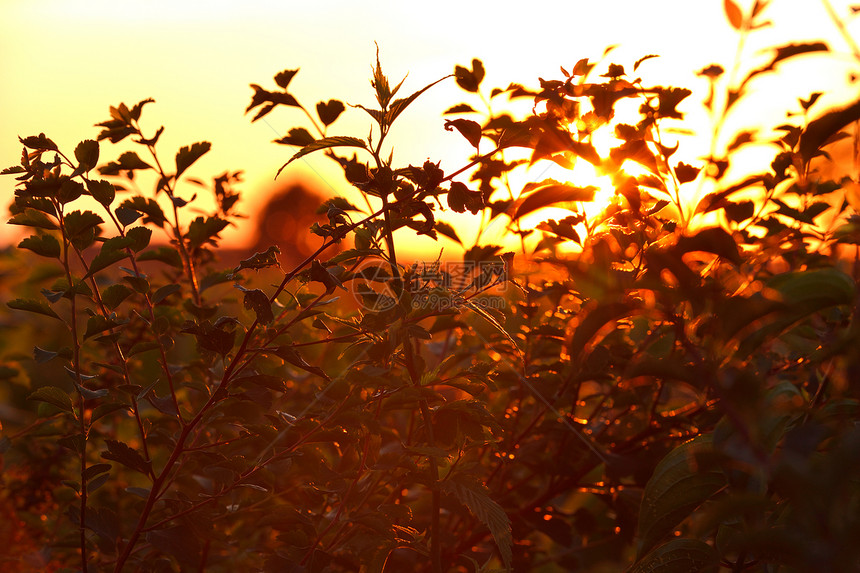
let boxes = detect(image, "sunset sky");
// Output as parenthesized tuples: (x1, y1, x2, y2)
(2, 0, 859, 256)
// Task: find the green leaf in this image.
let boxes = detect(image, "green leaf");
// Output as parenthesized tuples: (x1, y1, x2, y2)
(102, 284, 134, 310)
(637, 435, 726, 557)
(101, 439, 152, 476)
(443, 475, 512, 570)
(8, 208, 58, 230)
(137, 246, 183, 268)
(18, 234, 60, 258)
(152, 284, 181, 304)
(63, 210, 104, 241)
(186, 215, 229, 249)
(126, 226, 152, 252)
(277, 136, 367, 176)
(128, 341, 161, 357)
(275, 346, 330, 381)
(738, 268, 857, 356)
(84, 248, 130, 279)
(630, 538, 719, 573)
(84, 315, 125, 341)
(175, 141, 211, 179)
(8, 298, 62, 320)
(28, 386, 73, 413)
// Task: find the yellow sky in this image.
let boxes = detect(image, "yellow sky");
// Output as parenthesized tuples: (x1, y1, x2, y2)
(2, 0, 859, 257)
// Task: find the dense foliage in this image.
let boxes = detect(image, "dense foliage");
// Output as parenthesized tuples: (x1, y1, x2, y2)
(2, 1, 860, 571)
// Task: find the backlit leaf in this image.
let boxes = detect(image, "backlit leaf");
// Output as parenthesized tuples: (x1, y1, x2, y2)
(316, 99, 345, 126)
(175, 142, 211, 179)
(512, 182, 596, 220)
(101, 439, 152, 476)
(637, 435, 726, 557)
(8, 298, 62, 320)
(443, 475, 512, 570)
(28, 386, 73, 413)
(724, 0, 743, 29)
(19, 234, 60, 258)
(631, 538, 719, 573)
(278, 136, 367, 176)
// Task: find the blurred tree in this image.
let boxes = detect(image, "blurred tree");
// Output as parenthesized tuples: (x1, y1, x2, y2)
(248, 181, 342, 261)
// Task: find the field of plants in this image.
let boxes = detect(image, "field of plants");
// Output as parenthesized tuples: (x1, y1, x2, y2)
(2, 1, 860, 571)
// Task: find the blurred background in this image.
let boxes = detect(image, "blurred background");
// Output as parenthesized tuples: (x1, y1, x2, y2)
(2, 0, 859, 257)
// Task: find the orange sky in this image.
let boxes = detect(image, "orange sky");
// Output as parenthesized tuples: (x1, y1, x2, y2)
(2, 1, 859, 257)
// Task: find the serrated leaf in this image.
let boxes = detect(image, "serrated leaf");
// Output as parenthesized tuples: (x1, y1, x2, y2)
(137, 246, 183, 268)
(175, 142, 211, 179)
(274, 127, 315, 146)
(316, 99, 345, 126)
(274, 69, 299, 89)
(434, 221, 462, 244)
(86, 179, 116, 207)
(637, 435, 726, 557)
(102, 284, 134, 310)
(126, 226, 152, 252)
(387, 75, 449, 126)
(73, 139, 99, 175)
(84, 315, 124, 341)
(19, 133, 58, 151)
(28, 386, 73, 413)
(444, 477, 512, 570)
(278, 136, 367, 176)
(19, 234, 60, 258)
(275, 346, 330, 381)
(8, 208, 58, 230)
(242, 288, 274, 324)
(232, 246, 281, 274)
(85, 248, 130, 279)
(120, 197, 166, 227)
(101, 439, 152, 476)
(186, 215, 229, 249)
(631, 538, 719, 573)
(8, 298, 62, 320)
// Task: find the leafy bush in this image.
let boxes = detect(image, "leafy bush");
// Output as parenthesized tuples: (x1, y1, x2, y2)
(2, 2, 860, 572)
